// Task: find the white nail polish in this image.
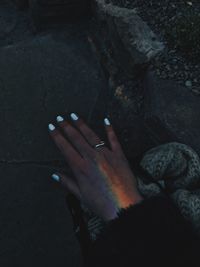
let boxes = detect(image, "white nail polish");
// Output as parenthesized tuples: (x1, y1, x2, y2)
(48, 123, 55, 131)
(104, 118, 111, 126)
(52, 174, 60, 182)
(70, 113, 79, 121)
(56, 115, 64, 122)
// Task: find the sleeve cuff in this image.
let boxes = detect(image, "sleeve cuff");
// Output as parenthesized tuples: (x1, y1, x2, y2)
(86, 195, 197, 267)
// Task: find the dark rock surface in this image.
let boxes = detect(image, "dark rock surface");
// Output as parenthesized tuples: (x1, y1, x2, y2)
(0, 33, 106, 162)
(0, 165, 81, 266)
(144, 71, 200, 156)
(0, 2, 108, 266)
(0, 1, 32, 47)
(92, 0, 164, 78)
(106, 0, 200, 94)
(29, 0, 91, 31)
(9, 0, 28, 9)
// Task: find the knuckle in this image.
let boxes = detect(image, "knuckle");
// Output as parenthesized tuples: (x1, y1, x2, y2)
(63, 124, 76, 138)
(109, 131, 117, 141)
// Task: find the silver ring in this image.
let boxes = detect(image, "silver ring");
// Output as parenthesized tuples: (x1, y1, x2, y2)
(94, 141, 106, 149)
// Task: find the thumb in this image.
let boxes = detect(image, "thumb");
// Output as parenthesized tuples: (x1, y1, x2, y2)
(51, 173, 81, 199)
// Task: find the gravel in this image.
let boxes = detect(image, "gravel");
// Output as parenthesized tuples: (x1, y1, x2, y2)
(105, 0, 200, 94)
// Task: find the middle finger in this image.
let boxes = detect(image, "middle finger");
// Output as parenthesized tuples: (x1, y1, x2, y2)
(56, 115, 95, 159)
(69, 113, 106, 150)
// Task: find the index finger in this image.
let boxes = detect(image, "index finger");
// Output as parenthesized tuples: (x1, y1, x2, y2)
(70, 113, 104, 148)
(48, 123, 85, 170)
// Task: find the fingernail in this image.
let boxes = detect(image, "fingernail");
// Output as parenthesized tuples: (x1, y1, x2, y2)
(52, 174, 60, 182)
(56, 115, 64, 122)
(70, 113, 79, 121)
(104, 118, 111, 126)
(48, 123, 55, 131)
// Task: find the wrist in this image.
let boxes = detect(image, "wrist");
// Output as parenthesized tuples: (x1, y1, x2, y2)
(116, 190, 144, 209)
(103, 192, 144, 222)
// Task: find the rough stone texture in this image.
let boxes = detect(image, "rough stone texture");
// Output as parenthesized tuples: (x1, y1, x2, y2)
(0, 33, 106, 162)
(9, 0, 28, 9)
(0, 165, 81, 266)
(92, 0, 164, 77)
(0, 1, 32, 47)
(0, 3, 108, 265)
(29, 0, 91, 30)
(0, 3, 18, 39)
(144, 71, 200, 156)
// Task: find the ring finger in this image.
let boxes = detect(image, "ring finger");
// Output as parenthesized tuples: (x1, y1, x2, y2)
(69, 113, 108, 152)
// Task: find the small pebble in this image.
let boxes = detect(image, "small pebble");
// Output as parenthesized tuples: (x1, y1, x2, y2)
(156, 69, 160, 75)
(124, 0, 200, 90)
(185, 80, 192, 87)
(184, 65, 189, 70)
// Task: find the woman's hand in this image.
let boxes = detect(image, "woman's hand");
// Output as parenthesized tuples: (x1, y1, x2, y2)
(48, 114, 143, 221)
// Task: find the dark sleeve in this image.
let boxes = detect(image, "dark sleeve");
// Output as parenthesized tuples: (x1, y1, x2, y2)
(84, 195, 199, 267)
